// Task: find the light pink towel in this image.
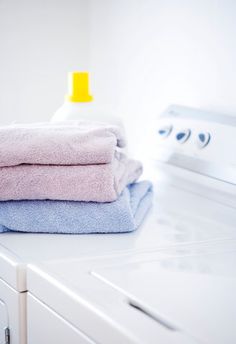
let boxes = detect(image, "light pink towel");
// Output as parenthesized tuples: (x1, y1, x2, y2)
(0, 121, 126, 167)
(0, 152, 142, 202)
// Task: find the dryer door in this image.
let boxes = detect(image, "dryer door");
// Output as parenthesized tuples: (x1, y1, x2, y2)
(0, 299, 8, 344)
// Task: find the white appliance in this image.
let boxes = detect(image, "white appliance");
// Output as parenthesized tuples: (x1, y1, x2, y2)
(0, 105, 236, 344)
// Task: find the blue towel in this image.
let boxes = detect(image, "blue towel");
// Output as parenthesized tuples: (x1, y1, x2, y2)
(0, 181, 153, 234)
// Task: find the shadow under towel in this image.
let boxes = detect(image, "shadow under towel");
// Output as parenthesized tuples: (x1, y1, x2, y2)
(0, 181, 153, 234)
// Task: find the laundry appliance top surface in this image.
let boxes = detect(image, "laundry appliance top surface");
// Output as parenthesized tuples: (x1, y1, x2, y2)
(1, 105, 236, 343)
(26, 105, 236, 343)
(26, 201, 236, 344)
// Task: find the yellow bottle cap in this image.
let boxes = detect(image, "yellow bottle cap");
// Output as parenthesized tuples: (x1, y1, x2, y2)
(66, 71, 93, 102)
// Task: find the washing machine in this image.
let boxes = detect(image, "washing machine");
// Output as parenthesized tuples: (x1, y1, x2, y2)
(1, 105, 236, 344)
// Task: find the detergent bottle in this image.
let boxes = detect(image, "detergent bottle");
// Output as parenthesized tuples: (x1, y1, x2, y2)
(51, 71, 123, 127)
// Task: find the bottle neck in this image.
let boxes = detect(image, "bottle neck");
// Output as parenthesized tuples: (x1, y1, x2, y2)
(63, 100, 94, 108)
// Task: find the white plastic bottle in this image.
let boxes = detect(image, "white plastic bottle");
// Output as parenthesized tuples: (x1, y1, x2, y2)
(51, 71, 123, 127)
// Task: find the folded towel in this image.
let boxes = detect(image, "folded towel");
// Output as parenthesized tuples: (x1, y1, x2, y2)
(0, 152, 142, 202)
(0, 181, 153, 234)
(0, 121, 126, 167)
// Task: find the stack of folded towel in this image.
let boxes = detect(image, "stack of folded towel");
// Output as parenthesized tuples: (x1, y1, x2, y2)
(0, 121, 153, 234)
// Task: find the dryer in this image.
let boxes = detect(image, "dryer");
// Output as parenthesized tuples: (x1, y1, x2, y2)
(0, 105, 236, 344)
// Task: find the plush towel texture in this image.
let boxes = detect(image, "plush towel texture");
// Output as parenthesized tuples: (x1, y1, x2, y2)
(0, 181, 153, 234)
(0, 152, 142, 202)
(0, 121, 126, 167)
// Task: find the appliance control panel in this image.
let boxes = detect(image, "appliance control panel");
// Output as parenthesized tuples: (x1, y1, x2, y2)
(154, 105, 236, 185)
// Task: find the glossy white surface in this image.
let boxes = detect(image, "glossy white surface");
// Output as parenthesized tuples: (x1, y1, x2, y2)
(0, 279, 26, 344)
(27, 294, 95, 344)
(27, 262, 199, 344)
(0, 246, 26, 291)
(26, 237, 236, 344)
(93, 248, 236, 344)
(0, 299, 8, 344)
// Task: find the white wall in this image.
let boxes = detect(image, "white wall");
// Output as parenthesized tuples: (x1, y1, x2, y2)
(2, 0, 236, 129)
(0, 0, 89, 124)
(89, 0, 236, 150)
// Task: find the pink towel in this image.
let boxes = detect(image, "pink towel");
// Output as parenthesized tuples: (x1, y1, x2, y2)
(0, 121, 126, 167)
(0, 152, 142, 202)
